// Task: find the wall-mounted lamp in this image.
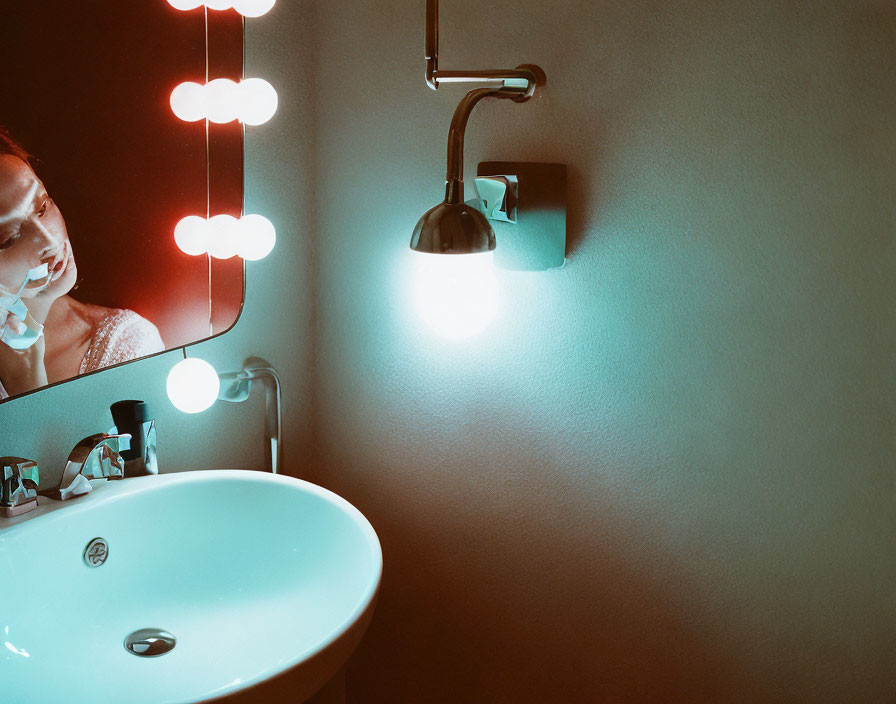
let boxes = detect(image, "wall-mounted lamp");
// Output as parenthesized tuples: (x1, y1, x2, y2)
(409, 1, 565, 339)
(410, 0, 542, 257)
(167, 357, 282, 473)
(165, 2, 281, 472)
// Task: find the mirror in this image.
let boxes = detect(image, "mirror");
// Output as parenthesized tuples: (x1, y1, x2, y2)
(0, 2, 244, 402)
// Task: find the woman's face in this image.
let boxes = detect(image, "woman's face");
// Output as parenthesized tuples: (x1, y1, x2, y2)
(0, 154, 76, 298)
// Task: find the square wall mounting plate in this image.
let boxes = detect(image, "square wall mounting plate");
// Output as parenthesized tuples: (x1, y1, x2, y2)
(475, 161, 567, 271)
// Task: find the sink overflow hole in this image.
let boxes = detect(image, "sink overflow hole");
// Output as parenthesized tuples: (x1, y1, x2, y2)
(83, 538, 109, 567)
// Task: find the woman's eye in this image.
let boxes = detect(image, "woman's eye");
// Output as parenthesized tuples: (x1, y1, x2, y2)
(0, 233, 19, 250)
(37, 198, 50, 217)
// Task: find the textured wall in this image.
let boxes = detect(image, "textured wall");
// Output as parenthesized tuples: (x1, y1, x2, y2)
(0, 0, 314, 485)
(308, 1, 895, 702)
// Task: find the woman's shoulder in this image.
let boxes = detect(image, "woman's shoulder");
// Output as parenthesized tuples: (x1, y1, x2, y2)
(95, 307, 165, 351)
(79, 305, 165, 373)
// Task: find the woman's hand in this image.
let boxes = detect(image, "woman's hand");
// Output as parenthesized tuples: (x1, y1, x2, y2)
(3, 307, 26, 337)
(0, 309, 48, 395)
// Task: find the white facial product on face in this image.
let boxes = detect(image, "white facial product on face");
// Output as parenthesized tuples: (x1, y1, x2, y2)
(0, 263, 49, 349)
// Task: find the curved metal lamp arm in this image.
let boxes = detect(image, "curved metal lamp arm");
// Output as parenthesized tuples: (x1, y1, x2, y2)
(444, 88, 519, 203)
(218, 363, 282, 475)
(425, 0, 540, 97)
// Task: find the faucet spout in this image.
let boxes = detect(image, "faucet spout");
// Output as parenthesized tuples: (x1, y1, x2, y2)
(46, 433, 131, 501)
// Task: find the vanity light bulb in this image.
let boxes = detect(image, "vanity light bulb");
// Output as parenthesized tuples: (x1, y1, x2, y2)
(238, 214, 276, 260)
(238, 78, 278, 126)
(204, 0, 234, 10)
(167, 0, 205, 10)
(205, 78, 241, 124)
(412, 252, 499, 339)
(174, 216, 210, 256)
(167, 358, 220, 414)
(206, 214, 242, 259)
(232, 0, 277, 17)
(170, 82, 206, 122)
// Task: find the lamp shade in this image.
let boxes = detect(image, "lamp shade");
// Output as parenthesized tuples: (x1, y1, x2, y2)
(410, 201, 495, 254)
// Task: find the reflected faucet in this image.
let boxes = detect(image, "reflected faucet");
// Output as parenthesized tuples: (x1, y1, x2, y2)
(44, 433, 131, 501)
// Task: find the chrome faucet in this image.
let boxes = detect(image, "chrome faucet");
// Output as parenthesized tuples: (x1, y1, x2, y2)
(44, 433, 131, 501)
(0, 457, 40, 517)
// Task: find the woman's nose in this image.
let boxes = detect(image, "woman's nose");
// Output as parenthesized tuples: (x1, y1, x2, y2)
(25, 218, 59, 259)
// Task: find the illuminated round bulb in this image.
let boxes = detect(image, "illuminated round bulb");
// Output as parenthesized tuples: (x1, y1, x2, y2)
(206, 214, 241, 259)
(238, 78, 278, 126)
(174, 216, 209, 256)
(167, 0, 204, 10)
(412, 252, 499, 339)
(205, 78, 240, 124)
(166, 358, 220, 414)
(170, 82, 206, 122)
(238, 214, 276, 260)
(233, 0, 276, 17)
(205, 0, 233, 10)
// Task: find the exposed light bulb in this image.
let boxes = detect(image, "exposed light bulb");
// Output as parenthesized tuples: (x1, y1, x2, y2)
(167, 358, 220, 414)
(232, 0, 276, 17)
(166, 0, 204, 10)
(238, 214, 276, 260)
(205, 78, 240, 124)
(412, 252, 499, 339)
(170, 79, 277, 125)
(174, 216, 210, 256)
(206, 214, 241, 259)
(238, 78, 278, 126)
(170, 82, 206, 122)
(167, 0, 275, 15)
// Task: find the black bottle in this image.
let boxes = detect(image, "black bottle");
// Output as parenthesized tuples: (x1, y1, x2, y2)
(110, 400, 158, 477)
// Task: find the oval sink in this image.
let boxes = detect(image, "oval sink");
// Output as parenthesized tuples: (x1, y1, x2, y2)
(0, 470, 382, 703)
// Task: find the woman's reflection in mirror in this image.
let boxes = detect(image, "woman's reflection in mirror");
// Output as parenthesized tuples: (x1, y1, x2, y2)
(0, 128, 164, 399)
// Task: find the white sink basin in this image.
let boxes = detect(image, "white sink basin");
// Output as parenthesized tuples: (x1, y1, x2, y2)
(0, 469, 382, 703)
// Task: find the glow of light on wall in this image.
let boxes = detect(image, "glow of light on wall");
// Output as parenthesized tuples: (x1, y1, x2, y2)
(166, 358, 220, 414)
(169, 78, 278, 125)
(412, 252, 499, 339)
(167, 0, 276, 16)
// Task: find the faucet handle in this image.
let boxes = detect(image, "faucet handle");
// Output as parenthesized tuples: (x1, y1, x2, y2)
(0, 457, 40, 518)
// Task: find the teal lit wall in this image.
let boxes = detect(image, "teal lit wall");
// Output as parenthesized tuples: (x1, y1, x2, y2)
(306, 0, 895, 701)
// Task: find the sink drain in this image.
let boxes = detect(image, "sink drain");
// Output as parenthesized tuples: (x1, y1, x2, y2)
(124, 628, 177, 657)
